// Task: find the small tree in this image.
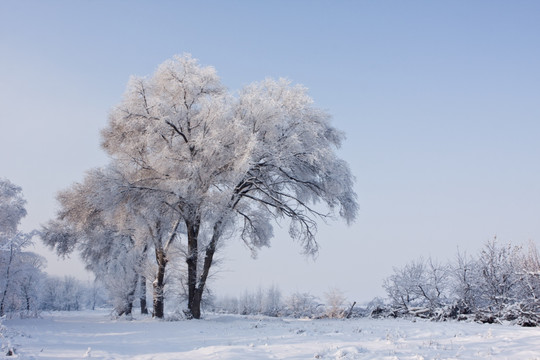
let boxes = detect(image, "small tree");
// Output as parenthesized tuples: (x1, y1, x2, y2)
(263, 285, 282, 317)
(324, 288, 347, 318)
(517, 241, 540, 304)
(477, 238, 521, 312)
(383, 259, 427, 310)
(284, 291, 320, 318)
(383, 257, 450, 313)
(450, 249, 480, 312)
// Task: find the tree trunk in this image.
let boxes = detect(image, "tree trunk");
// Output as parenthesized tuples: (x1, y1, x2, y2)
(125, 301, 133, 316)
(122, 272, 139, 316)
(191, 289, 203, 319)
(0, 243, 14, 317)
(186, 219, 200, 318)
(140, 275, 148, 315)
(189, 220, 222, 319)
(153, 247, 167, 319)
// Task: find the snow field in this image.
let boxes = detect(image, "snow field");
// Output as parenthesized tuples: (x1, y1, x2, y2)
(3, 310, 540, 359)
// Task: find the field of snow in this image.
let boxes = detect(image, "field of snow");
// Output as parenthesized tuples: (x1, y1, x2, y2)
(2, 310, 540, 359)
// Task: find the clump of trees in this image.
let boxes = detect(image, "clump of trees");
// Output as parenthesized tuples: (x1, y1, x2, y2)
(42, 54, 358, 319)
(380, 238, 540, 326)
(0, 178, 109, 318)
(0, 178, 43, 317)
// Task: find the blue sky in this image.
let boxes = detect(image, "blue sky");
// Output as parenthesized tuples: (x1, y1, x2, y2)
(1, 1, 539, 302)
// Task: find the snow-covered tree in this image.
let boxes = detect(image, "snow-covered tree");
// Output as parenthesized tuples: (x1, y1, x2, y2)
(263, 285, 282, 317)
(450, 249, 480, 312)
(41, 169, 151, 316)
(324, 288, 347, 318)
(383, 259, 427, 310)
(9, 252, 45, 316)
(0, 179, 42, 317)
(39, 276, 84, 311)
(476, 238, 521, 312)
(516, 241, 540, 304)
(380, 239, 540, 325)
(0, 179, 27, 235)
(383, 257, 450, 313)
(101, 54, 358, 318)
(284, 291, 320, 318)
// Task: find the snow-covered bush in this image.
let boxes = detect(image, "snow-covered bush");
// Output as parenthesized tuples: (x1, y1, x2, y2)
(262, 285, 282, 317)
(381, 238, 540, 326)
(449, 250, 480, 313)
(323, 288, 347, 318)
(284, 292, 321, 318)
(383, 257, 450, 313)
(476, 239, 521, 312)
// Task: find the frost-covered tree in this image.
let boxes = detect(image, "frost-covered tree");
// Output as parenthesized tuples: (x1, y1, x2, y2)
(383, 259, 427, 310)
(0, 179, 42, 317)
(44, 178, 149, 317)
(516, 241, 540, 305)
(101, 54, 358, 318)
(379, 239, 540, 325)
(9, 252, 45, 315)
(263, 285, 282, 317)
(41, 168, 166, 316)
(324, 288, 347, 318)
(39, 276, 84, 311)
(450, 249, 480, 312)
(0, 179, 27, 235)
(284, 291, 321, 318)
(383, 257, 450, 313)
(476, 238, 521, 312)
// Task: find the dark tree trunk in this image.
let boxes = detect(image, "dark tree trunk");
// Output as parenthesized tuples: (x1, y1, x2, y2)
(122, 272, 139, 316)
(0, 244, 14, 317)
(153, 247, 167, 319)
(186, 219, 200, 318)
(140, 275, 148, 315)
(191, 289, 203, 319)
(188, 220, 222, 319)
(125, 301, 133, 316)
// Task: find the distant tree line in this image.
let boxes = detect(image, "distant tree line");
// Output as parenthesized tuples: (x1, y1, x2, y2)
(379, 238, 540, 326)
(211, 286, 355, 319)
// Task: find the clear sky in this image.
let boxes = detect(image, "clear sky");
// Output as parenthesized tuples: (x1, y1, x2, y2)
(1, 0, 539, 302)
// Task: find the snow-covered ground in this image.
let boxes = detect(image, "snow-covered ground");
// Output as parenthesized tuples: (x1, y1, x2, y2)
(2, 310, 540, 359)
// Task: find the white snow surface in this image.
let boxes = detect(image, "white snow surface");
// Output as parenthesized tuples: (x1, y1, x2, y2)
(2, 310, 540, 359)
